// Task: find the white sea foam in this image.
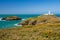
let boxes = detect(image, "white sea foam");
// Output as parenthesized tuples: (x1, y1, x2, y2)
(0, 18, 6, 21)
(0, 18, 2, 21)
(22, 19, 25, 20)
(14, 23, 22, 26)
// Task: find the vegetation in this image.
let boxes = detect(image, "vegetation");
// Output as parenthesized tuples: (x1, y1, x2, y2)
(0, 14, 60, 40)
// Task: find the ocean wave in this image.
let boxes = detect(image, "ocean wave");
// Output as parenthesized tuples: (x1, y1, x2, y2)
(0, 18, 2, 20)
(22, 19, 25, 20)
(0, 18, 6, 21)
(14, 23, 22, 26)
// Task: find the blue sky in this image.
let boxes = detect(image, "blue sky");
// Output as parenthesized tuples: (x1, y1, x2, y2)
(0, 0, 60, 14)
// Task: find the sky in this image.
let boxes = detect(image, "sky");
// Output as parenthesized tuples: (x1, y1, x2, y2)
(0, 0, 60, 14)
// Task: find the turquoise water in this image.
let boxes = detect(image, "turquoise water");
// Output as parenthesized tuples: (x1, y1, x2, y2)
(0, 14, 39, 29)
(0, 14, 60, 29)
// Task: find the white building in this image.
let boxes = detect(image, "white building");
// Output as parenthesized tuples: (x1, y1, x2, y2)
(44, 10, 54, 15)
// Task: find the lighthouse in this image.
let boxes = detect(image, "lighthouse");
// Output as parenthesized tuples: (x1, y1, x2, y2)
(48, 10, 51, 15)
(44, 10, 54, 15)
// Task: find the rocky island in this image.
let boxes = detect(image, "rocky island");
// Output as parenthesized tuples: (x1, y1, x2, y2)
(0, 12, 60, 40)
(1, 16, 22, 20)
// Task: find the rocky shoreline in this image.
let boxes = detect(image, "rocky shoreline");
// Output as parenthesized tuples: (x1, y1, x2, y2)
(17, 14, 60, 26)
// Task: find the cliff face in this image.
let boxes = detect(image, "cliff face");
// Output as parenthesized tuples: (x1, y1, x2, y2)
(0, 14, 60, 40)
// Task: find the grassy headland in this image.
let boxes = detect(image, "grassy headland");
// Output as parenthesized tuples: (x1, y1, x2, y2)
(0, 14, 60, 40)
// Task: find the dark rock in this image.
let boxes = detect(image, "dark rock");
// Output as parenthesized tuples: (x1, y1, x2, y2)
(1, 18, 6, 20)
(31, 20, 37, 25)
(18, 20, 29, 25)
(2, 16, 22, 20)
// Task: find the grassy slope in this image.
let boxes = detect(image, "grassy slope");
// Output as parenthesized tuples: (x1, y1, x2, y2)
(0, 15, 60, 40)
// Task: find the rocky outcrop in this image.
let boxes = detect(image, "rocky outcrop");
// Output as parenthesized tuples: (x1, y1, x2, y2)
(18, 20, 30, 25)
(30, 20, 37, 25)
(2, 16, 22, 20)
(18, 14, 60, 26)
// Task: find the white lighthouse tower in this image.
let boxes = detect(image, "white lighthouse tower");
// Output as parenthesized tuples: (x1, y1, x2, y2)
(44, 10, 54, 15)
(48, 10, 51, 15)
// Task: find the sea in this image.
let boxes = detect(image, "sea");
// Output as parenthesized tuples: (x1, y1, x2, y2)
(0, 14, 40, 29)
(0, 14, 60, 29)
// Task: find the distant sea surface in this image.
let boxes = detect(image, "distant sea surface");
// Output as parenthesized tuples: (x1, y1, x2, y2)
(0, 14, 60, 29)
